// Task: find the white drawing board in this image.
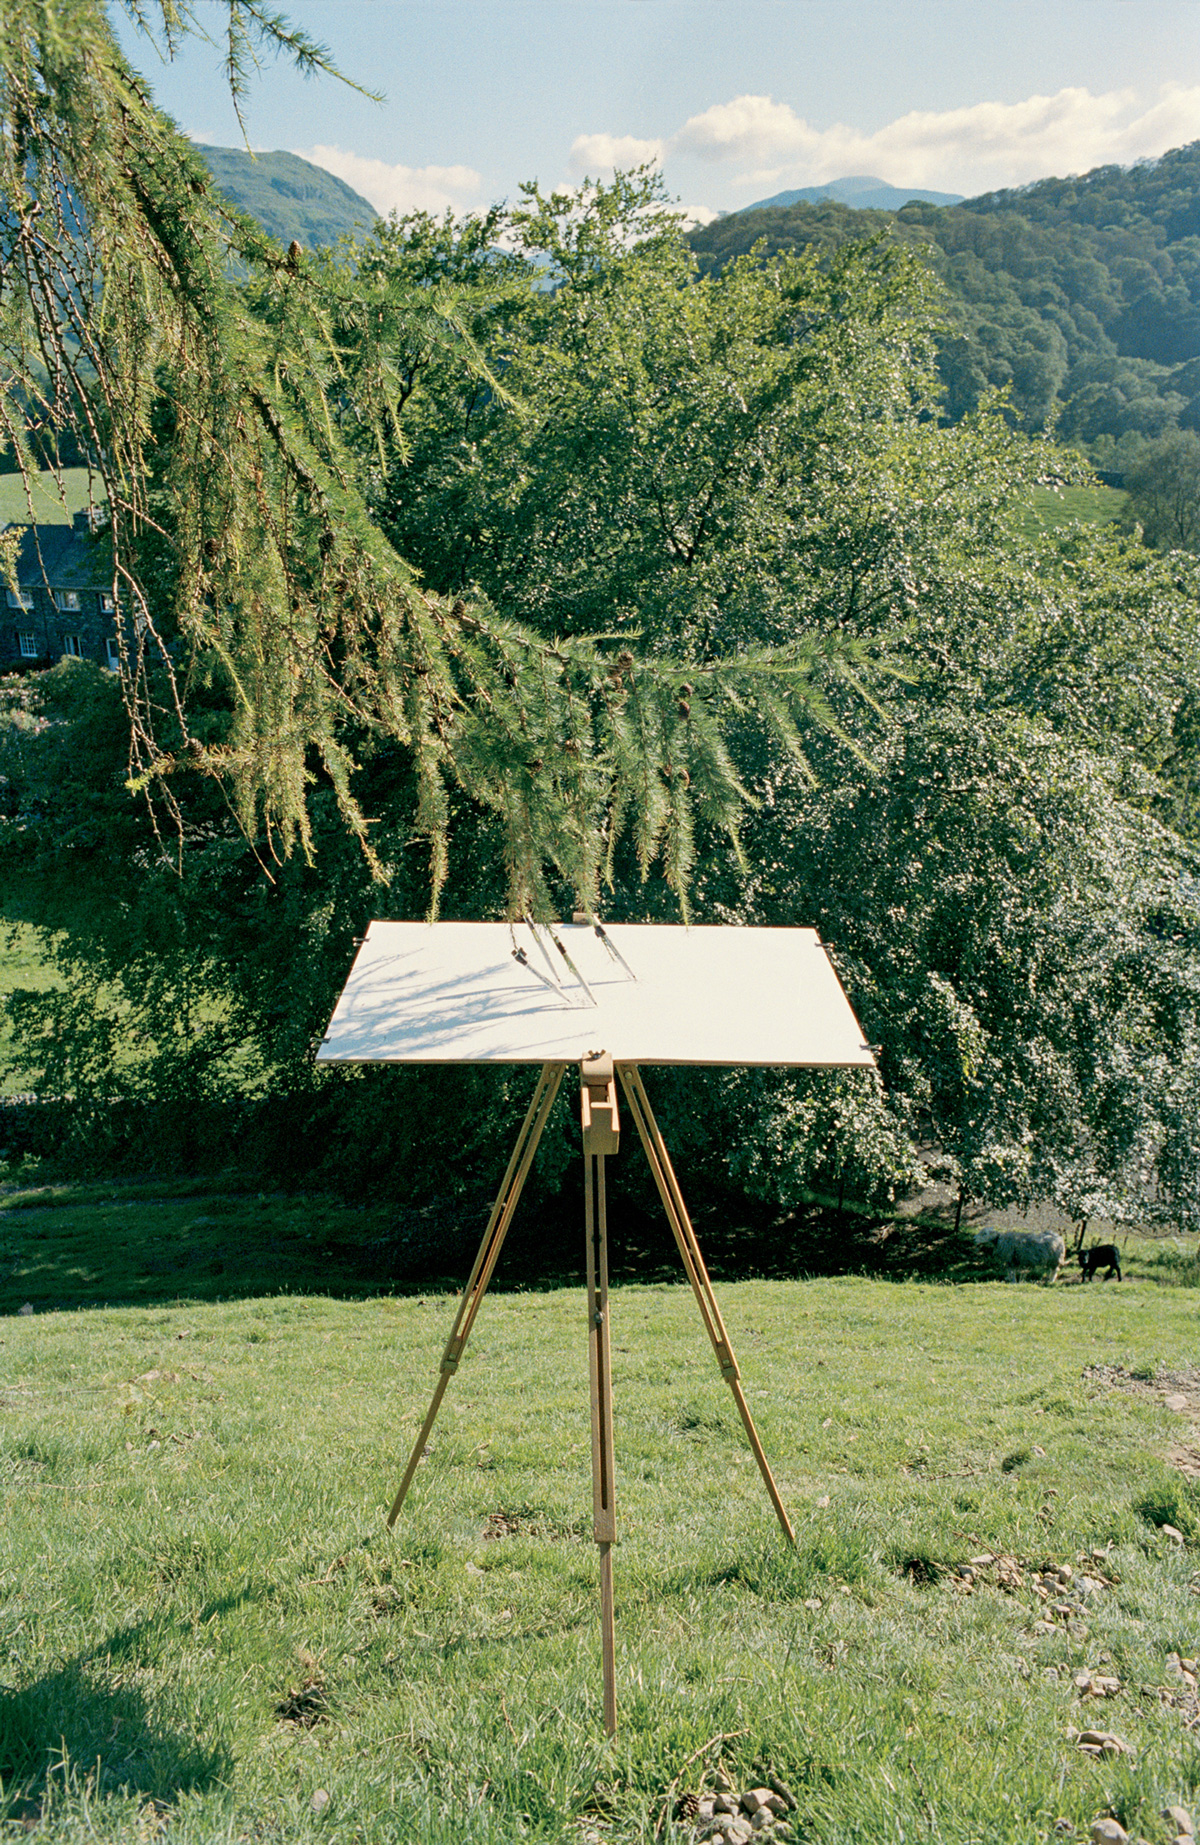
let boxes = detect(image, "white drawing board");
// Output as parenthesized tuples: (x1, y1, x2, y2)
(317, 922, 875, 1068)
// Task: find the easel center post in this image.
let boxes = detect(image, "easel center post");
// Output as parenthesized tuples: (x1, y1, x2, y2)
(581, 1052, 619, 1736)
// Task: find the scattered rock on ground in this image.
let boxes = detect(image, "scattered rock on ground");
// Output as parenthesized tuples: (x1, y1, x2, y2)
(1076, 1729, 1133, 1760)
(1089, 1820, 1128, 1845)
(310, 1790, 330, 1815)
(675, 1765, 799, 1844)
(1164, 1807, 1195, 1838)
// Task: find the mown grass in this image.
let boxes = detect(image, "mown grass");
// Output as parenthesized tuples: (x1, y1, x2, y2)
(0, 469, 96, 528)
(0, 1175, 1197, 1841)
(1020, 484, 1127, 537)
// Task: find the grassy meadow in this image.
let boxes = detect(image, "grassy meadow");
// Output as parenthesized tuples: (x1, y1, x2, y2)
(0, 1176, 1196, 1842)
(0, 470, 97, 528)
(1020, 484, 1128, 538)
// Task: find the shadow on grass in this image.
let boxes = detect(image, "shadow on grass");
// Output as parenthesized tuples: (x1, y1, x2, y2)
(0, 1626, 230, 1819)
(506, 1173, 987, 1290)
(365, 1162, 990, 1293)
(0, 1165, 988, 1316)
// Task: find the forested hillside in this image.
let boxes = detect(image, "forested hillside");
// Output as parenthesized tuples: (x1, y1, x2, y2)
(691, 142, 1200, 467)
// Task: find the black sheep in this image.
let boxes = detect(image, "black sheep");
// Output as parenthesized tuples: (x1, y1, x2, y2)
(1078, 1244, 1122, 1282)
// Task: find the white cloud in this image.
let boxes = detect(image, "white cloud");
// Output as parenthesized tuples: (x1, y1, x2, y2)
(669, 84, 1200, 196)
(674, 95, 822, 174)
(568, 131, 666, 177)
(296, 145, 483, 217)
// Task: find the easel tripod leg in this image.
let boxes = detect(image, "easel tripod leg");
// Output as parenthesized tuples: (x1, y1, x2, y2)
(598, 1541, 616, 1736)
(616, 1064, 796, 1547)
(386, 1062, 566, 1528)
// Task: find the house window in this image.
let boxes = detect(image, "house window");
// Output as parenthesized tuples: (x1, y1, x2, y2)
(6, 589, 34, 611)
(99, 592, 117, 613)
(104, 636, 121, 670)
(18, 632, 38, 659)
(62, 634, 83, 658)
(54, 590, 80, 612)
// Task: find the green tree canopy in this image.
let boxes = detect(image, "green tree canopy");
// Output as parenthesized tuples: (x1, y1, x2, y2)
(1122, 428, 1200, 553)
(2, 9, 1198, 1233)
(5, 174, 1199, 1231)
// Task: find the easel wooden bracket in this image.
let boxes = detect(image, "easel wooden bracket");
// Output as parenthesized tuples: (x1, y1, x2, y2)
(385, 1057, 794, 1736)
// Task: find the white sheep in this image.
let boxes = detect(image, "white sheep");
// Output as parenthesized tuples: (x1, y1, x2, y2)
(974, 1226, 1065, 1282)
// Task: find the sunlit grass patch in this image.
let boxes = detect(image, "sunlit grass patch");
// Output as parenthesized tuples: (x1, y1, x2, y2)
(0, 1234, 1194, 1839)
(1021, 482, 1128, 536)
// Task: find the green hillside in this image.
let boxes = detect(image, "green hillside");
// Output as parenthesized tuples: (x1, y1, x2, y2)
(195, 144, 377, 250)
(0, 467, 94, 526)
(690, 141, 1200, 469)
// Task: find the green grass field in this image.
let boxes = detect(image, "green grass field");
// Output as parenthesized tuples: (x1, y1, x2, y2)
(0, 470, 99, 529)
(1020, 484, 1128, 539)
(0, 1176, 1197, 1842)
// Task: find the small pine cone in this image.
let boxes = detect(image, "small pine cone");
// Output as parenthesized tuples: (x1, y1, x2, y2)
(675, 1792, 700, 1820)
(677, 699, 691, 718)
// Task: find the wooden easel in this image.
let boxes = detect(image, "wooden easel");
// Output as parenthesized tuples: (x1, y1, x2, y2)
(386, 1056, 796, 1736)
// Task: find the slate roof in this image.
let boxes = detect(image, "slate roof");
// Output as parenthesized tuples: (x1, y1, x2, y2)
(7, 519, 105, 591)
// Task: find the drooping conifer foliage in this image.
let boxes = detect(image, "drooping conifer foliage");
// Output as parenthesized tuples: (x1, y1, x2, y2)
(0, 1, 874, 915)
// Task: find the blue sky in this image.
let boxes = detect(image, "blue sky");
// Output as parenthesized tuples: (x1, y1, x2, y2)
(116, 0, 1200, 220)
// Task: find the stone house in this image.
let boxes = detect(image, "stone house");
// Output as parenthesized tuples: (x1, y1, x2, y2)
(2, 514, 121, 674)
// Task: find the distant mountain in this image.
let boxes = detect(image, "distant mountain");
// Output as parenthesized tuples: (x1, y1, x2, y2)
(744, 176, 963, 213)
(195, 145, 377, 250)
